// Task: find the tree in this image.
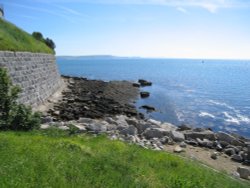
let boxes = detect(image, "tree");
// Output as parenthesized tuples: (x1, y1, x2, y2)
(32, 32, 44, 41)
(45, 38, 56, 50)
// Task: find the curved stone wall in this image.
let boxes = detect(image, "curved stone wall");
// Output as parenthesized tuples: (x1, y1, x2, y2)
(0, 51, 62, 107)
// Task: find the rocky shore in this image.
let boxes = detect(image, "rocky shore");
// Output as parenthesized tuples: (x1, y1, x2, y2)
(41, 76, 250, 180)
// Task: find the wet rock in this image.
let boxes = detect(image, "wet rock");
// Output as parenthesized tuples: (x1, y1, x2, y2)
(174, 145, 184, 153)
(143, 128, 169, 139)
(184, 130, 216, 141)
(170, 131, 185, 142)
(237, 167, 250, 179)
(132, 83, 140, 87)
(231, 154, 243, 163)
(138, 79, 152, 86)
(140, 105, 156, 112)
(177, 124, 192, 131)
(140, 92, 150, 98)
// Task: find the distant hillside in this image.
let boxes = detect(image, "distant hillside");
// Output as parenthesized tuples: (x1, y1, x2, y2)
(57, 55, 141, 60)
(0, 19, 54, 54)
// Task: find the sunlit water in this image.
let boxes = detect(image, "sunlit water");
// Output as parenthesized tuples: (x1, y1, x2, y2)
(57, 57, 250, 138)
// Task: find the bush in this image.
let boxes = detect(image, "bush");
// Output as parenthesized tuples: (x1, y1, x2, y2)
(32, 32, 44, 41)
(32, 31, 56, 50)
(0, 68, 41, 131)
(45, 38, 56, 50)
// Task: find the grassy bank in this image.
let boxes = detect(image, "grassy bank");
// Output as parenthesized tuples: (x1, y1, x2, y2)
(0, 19, 53, 54)
(0, 130, 248, 188)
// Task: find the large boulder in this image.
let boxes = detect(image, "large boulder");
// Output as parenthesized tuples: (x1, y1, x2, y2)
(143, 128, 170, 139)
(119, 125, 138, 136)
(86, 121, 107, 133)
(216, 132, 245, 146)
(170, 131, 185, 142)
(237, 167, 250, 179)
(135, 121, 159, 134)
(184, 130, 216, 141)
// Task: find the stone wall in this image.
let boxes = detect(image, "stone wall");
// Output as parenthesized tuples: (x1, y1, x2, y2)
(0, 51, 62, 107)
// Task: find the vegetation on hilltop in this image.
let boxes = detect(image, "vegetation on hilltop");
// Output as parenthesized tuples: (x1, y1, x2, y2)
(0, 19, 54, 54)
(0, 129, 249, 188)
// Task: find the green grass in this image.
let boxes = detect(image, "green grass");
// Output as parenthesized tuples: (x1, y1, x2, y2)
(0, 129, 248, 188)
(0, 19, 54, 54)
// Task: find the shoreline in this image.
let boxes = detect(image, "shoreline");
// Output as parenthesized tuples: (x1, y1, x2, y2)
(39, 75, 250, 180)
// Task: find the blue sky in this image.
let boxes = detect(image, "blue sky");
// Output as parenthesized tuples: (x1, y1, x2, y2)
(1, 0, 250, 59)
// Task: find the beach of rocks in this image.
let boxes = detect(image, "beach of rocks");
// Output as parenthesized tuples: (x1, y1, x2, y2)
(40, 76, 250, 180)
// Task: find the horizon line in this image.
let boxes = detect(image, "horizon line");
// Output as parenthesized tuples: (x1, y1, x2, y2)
(56, 54, 250, 61)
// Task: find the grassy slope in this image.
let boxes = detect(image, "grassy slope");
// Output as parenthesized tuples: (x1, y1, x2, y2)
(0, 19, 53, 54)
(0, 130, 248, 188)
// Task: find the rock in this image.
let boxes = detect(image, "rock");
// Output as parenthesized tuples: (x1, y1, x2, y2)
(174, 145, 184, 153)
(224, 148, 236, 156)
(72, 124, 87, 132)
(217, 132, 243, 146)
(119, 125, 138, 136)
(170, 131, 185, 142)
(41, 116, 53, 124)
(184, 130, 216, 141)
(215, 143, 223, 151)
(40, 124, 51, 129)
(86, 121, 107, 133)
(197, 138, 214, 148)
(132, 83, 140, 87)
(78, 117, 94, 124)
(231, 154, 243, 162)
(114, 115, 129, 127)
(58, 126, 70, 130)
(231, 171, 240, 178)
(160, 122, 177, 131)
(159, 136, 169, 144)
(140, 105, 156, 112)
(110, 134, 118, 140)
(138, 79, 152, 86)
(185, 140, 199, 146)
(211, 152, 218, 160)
(177, 124, 192, 131)
(143, 128, 169, 139)
(219, 141, 230, 148)
(125, 118, 138, 126)
(147, 119, 162, 127)
(135, 121, 158, 134)
(237, 167, 250, 179)
(179, 142, 187, 148)
(140, 91, 150, 98)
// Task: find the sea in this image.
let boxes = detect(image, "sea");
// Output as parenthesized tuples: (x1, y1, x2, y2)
(56, 57, 250, 138)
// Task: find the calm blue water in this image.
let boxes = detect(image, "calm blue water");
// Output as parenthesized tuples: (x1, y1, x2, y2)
(57, 58, 250, 138)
